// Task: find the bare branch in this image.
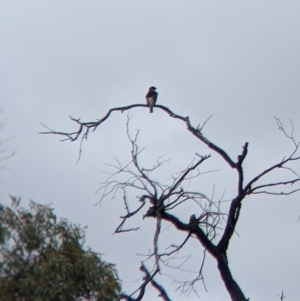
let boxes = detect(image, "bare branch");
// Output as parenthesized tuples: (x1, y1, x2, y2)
(40, 104, 240, 168)
(153, 217, 161, 270)
(140, 264, 172, 301)
(244, 156, 300, 194)
(275, 117, 300, 152)
(160, 233, 192, 258)
(251, 188, 300, 195)
(196, 114, 213, 133)
(250, 178, 300, 194)
(114, 192, 146, 233)
(167, 155, 210, 196)
(276, 290, 286, 301)
(174, 250, 207, 297)
(119, 264, 166, 301)
(43, 104, 300, 301)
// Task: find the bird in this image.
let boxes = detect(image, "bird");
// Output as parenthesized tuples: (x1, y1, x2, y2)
(145, 86, 158, 113)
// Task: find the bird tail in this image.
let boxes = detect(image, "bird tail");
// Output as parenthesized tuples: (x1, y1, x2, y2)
(150, 106, 153, 113)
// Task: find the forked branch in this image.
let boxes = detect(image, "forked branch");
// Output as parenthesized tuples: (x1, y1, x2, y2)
(42, 104, 300, 301)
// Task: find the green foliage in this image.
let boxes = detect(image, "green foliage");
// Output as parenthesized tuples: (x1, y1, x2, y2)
(0, 197, 121, 301)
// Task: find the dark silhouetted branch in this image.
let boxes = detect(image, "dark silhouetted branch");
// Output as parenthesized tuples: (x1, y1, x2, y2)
(43, 104, 300, 301)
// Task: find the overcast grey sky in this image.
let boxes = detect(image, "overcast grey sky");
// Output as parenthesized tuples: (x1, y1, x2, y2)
(1, 1, 300, 300)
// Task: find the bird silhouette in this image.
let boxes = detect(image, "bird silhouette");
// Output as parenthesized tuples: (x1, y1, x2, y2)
(145, 86, 158, 113)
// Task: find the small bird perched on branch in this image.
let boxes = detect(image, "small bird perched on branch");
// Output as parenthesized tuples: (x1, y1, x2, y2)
(145, 86, 158, 113)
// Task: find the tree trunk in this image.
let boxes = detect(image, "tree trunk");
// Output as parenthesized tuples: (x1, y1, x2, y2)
(216, 252, 248, 301)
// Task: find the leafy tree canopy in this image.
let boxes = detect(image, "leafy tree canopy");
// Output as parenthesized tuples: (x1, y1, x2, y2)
(0, 196, 121, 301)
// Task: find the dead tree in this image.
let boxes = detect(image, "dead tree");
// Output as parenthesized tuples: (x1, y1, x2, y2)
(41, 104, 300, 301)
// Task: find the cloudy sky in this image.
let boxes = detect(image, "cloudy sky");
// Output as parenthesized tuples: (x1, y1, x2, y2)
(1, 1, 300, 300)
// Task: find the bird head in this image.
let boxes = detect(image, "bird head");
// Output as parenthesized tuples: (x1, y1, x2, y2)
(149, 86, 157, 91)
